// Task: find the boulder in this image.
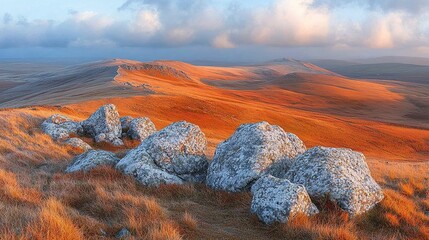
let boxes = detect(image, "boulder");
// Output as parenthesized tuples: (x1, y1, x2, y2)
(127, 117, 156, 140)
(82, 104, 123, 146)
(66, 150, 120, 173)
(63, 138, 92, 151)
(206, 122, 306, 192)
(116, 147, 183, 186)
(284, 146, 384, 216)
(251, 175, 318, 224)
(120, 116, 133, 132)
(41, 114, 83, 140)
(116, 121, 208, 186)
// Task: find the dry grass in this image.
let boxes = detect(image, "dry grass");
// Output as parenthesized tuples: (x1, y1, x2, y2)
(0, 109, 428, 239)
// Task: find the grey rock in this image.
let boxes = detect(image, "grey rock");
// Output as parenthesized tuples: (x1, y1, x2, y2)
(120, 116, 133, 132)
(82, 104, 123, 146)
(115, 228, 131, 239)
(285, 146, 384, 216)
(116, 147, 183, 186)
(206, 121, 306, 192)
(127, 117, 156, 140)
(63, 138, 92, 151)
(116, 121, 208, 186)
(251, 175, 319, 224)
(66, 150, 120, 173)
(41, 114, 83, 140)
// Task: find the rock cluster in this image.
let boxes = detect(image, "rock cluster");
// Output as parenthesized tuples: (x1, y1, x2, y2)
(42, 104, 156, 150)
(42, 105, 384, 225)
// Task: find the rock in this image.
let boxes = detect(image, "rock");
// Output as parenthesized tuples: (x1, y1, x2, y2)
(65, 150, 120, 173)
(120, 116, 133, 132)
(63, 138, 92, 151)
(115, 228, 131, 239)
(116, 121, 208, 186)
(116, 147, 184, 186)
(82, 104, 123, 146)
(285, 146, 384, 216)
(127, 117, 156, 140)
(251, 175, 319, 224)
(41, 114, 83, 140)
(206, 121, 306, 192)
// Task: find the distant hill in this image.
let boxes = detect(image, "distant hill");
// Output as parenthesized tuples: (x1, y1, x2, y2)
(356, 56, 429, 66)
(308, 59, 429, 84)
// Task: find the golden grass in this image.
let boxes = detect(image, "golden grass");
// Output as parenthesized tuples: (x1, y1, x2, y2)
(0, 109, 428, 239)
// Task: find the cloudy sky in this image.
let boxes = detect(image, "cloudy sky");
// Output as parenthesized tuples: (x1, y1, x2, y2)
(1, 0, 429, 61)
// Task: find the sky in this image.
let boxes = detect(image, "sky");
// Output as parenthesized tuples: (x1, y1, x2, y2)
(1, 0, 429, 62)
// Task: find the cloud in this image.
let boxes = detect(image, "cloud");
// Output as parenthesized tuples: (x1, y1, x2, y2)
(312, 0, 429, 14)
(0, 0, 428, 51)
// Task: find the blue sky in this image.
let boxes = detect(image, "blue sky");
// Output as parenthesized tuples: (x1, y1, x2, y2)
(1, 0, 429, 61)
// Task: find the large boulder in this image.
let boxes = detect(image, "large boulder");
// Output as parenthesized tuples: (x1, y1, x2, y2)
(127, 117, 156, 140)
(284, 146, 384, 216)
(82, 104, 123, 146)
(116, 121, 208, 186)
(206, 122, 306, 192)
(41, 114, 83, 140)
(63, 138, 92, 152)
(66, 150, 120, 173)
(251, 175, 319, 224)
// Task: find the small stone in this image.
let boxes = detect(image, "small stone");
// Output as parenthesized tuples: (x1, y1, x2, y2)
(115, 228, 131, 239)
(63, 138, 92, 152)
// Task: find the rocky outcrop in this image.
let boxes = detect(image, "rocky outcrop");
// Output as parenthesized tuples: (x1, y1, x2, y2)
(63, 138, 92, 151)
(251, 175, 319, 224)
(120, 116, 133, 132)
(285, 146, 384, 216)
(116, 121, 208, 186)
(206, 122, 306, 192)
(127, 117, 156, 140)
(65, 150, 120, 173)
(82, 104, 123, 146)
(41, 114, 83, 140)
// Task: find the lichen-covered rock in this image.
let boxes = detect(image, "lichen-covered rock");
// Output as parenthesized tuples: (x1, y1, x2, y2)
(251, 175, 318, 224)
(206, 121, 306, 192)
(116, 147, 184, 186)
(120, 116, 133, 132)
(41, 114, 83, 140)
(82, 104, 123, 146)
(127, 117, 156, 140)
(63, 138, 92, 151)
(116, 121, 208, 186)
(285, 146, 384, 216)
(66, 150, 120, 173)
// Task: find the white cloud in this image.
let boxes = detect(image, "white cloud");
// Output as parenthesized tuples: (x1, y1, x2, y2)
(212, 33, 235, 48)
